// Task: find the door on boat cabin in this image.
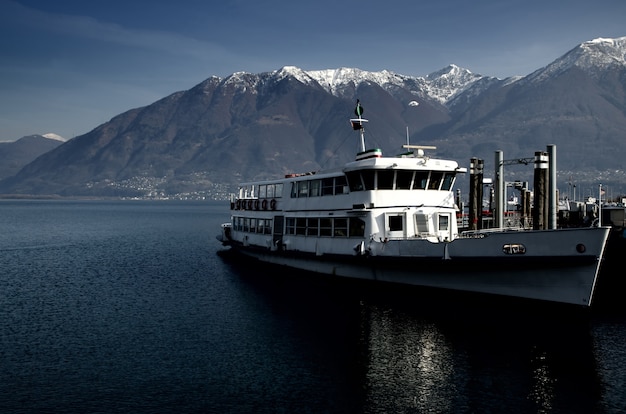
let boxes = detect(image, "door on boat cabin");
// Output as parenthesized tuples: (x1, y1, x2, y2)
(385, 212, 406, 240)
(273, 215, 284, 250)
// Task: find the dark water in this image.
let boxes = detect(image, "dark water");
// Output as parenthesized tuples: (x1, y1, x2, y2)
(1, 200, 625, 413)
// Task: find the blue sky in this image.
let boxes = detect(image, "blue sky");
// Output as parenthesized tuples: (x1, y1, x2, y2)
(1, 0, 625, 140)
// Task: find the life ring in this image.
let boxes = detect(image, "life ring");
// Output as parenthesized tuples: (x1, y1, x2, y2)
(262, 199, 268, 210)
(248, 200, 253, 210)
(270, 199, 277, 210)
(236, 199, 241, 210)
(254, 199, 260, 210)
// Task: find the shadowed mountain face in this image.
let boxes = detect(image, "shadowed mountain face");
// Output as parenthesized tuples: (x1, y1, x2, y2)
(0, 135, 64, 181)
(2, 37, 626, 198)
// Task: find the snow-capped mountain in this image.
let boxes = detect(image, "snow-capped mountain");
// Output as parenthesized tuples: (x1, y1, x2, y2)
(2, 36, 626, 198)
(527, 36, 626, 82)
(297, 65, 495, 105)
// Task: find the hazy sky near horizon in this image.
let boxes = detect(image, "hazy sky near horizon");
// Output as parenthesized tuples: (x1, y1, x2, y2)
(1, 0, 625, 140)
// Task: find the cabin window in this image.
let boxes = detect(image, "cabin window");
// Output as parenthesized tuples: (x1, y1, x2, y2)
(243, 218, 250, 232)
(309, 180, 321, 197)
(334, 218, 348, 237)
(321, 178, 335, 196)
(428, 172, 444, 190)
(378, 170, 394, 190)
(335, 175, 347, 194)
(438, 215, 449, 231)
(290, 182, 297, 198)
(286, 217, 295, 235)
(257, 218, 271, 234)
(415, 214, 430, 234)
(441, 173, 455, 191)
(296, 218, 307, 235)
(258, 185, 267, 199)
(414, 172, 429, 189)
(298, 181, 309, 198)
(307, 218, 319, 236)
(396, 170, 414, 190)
(389, 215, 403, 232)
(249, 218, 257, 233)
(267, 184, 275, 198)
(320, 218, 332, 236)
(346, 171, 364, 192)
(349, 218, 366, 237)
(274, 183, 283, 198)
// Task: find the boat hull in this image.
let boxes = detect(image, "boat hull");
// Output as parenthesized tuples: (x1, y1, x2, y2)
(223, 227, 610, 307)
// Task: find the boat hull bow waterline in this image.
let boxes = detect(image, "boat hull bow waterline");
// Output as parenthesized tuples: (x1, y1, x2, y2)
(217, 101, 611, 307)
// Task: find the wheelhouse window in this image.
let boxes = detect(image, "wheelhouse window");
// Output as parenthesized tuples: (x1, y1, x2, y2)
(414, 171, 429, 189)
(377, 170, 394, 190)
(396, 170, 414, 189)
(361, 170, 376, 190)
(441, 173, 455, 191)
(428, 172, 444, 190)
(347, 171, 364, 192)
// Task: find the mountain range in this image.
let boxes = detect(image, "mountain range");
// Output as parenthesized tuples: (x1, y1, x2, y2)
(1, 36, 625, 199)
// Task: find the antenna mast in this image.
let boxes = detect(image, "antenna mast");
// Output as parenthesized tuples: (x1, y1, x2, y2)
(350, 99, 368, 152)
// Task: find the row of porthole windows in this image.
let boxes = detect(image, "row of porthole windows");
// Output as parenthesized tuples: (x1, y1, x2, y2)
(285, 217, 365, 238)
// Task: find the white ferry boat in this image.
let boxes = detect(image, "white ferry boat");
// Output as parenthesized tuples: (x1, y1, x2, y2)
(218, 101, 611, 306)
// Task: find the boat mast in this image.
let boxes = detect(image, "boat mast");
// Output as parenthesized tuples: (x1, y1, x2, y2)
(350, 99, 368, 152)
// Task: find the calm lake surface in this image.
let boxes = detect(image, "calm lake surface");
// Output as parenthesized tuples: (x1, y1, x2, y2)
(0, 200, 625, 413)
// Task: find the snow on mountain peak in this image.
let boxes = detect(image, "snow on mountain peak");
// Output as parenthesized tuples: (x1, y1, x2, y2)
(305, 67, 407, 94)
(527, 36, 626, 82)
(304, 66, 483, 105)
(578, 36, 626, 67)
(423, 64, 484, 103)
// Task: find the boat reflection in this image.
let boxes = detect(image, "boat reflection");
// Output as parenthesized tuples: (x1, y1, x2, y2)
(356, 293, 602, 413)
(359, 303, 456, 412)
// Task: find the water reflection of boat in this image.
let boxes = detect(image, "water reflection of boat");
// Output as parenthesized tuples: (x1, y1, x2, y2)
(217, 101, 611, 307)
